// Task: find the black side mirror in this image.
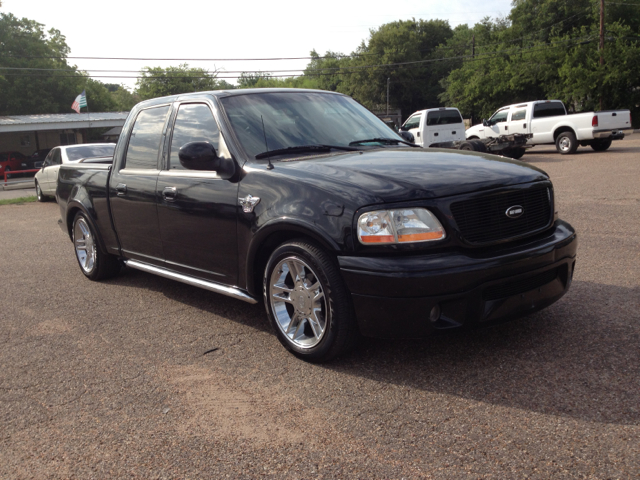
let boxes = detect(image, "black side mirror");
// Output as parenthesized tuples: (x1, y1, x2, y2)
(398, 130, 415, 143)
(178, 142, 235, 179)
(482, 119, 489, 127)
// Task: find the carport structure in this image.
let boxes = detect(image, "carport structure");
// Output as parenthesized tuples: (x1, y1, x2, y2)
(0, 112, 129, 156)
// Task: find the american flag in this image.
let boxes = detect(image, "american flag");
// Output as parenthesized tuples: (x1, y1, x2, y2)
(71, 90, 88, 113)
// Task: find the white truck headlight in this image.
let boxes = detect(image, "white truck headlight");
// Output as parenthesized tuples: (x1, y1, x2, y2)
(358, 208, 445, 245)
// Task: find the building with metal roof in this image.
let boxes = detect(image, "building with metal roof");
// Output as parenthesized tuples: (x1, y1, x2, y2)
(0, 112, 129, 156)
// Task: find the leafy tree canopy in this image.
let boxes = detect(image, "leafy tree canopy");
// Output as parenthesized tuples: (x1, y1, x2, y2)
(135, 64, 226, 100)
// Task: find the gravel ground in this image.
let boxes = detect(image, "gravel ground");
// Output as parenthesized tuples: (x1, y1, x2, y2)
(1, 139, 639, 479)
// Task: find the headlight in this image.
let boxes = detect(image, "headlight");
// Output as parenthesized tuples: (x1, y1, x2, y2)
(357, 208, 445, 245)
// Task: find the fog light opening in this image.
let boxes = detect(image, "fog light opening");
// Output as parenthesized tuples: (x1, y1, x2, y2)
(429, 304, 441, 323)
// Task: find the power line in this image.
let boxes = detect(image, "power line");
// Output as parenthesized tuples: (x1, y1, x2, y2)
(0, 36, 596, 80)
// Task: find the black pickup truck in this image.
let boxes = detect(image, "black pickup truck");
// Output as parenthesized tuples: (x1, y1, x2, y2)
(57, 89, 577, 361)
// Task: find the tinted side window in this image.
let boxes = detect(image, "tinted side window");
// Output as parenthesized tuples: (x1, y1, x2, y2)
(125, 106, 170, 169)
(403, 115, 421, 130)
(426, 110, 463, 126)
(533, 102, 565, 119)
(511, 109, 526, 121)
(169, 104, 220, 170)
(52, 150, 62, 165)
(490, 110, 509, 125)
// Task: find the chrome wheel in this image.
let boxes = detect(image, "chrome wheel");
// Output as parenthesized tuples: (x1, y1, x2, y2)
(74, 216, 96, 274)
(558, 137, 571, 152)
(268, 256, 328, 349)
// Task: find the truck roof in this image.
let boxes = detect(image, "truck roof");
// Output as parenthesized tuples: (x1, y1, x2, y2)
(134, 88, 348, 109)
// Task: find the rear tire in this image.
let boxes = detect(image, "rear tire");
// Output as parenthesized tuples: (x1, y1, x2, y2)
(555, 131, 578, 154)
(263, 239, 358, 362)
(590, 138, 612, 152)
(469, 139, 487, 153)
(72, 212, 121, 281)
(459, 141, 483, 152)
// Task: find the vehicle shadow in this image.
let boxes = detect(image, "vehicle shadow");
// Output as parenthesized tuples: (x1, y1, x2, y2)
(110, 267, 271, 334)
(109, 270, 639, 427)
(322, 279, 640, 427)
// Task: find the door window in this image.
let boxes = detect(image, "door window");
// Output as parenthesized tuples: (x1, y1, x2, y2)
(403, 115, 421, 130)
(489, 109, 509, 125)
(169, 104, 224, 170)
(124, 105, 170, 169)
(511, 109, 526, 121)
(51, 149, 62, 165)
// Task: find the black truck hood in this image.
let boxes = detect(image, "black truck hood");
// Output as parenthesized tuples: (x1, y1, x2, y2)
(271, 148, 549, 204)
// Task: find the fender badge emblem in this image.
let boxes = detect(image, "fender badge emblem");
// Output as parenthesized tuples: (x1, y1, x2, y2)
(239, 195, 261, 213)
(505, 205, 524, 219)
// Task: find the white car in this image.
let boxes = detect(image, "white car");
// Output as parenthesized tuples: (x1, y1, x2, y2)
(35, 144, 115, 201)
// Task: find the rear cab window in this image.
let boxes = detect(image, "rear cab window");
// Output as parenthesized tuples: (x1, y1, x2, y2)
(533, 102, 566, 119)
(426, 109, 463, 126)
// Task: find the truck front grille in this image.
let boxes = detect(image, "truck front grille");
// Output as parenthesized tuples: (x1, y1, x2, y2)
(450, 186, 552, 244)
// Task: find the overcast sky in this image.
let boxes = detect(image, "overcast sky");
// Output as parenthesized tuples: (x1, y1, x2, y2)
(5, 0, 513, 90)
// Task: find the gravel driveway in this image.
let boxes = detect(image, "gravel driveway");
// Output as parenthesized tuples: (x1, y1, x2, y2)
(1, 139, 639, 479)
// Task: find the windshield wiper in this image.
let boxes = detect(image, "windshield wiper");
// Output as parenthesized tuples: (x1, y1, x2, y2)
(255, 144, 360, 159)
(349, 137, 419, 147)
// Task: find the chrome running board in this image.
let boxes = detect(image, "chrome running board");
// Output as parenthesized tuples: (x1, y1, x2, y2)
(124, 259, 258, 304)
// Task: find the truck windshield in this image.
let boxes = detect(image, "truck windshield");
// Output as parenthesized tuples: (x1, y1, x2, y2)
(220, 92, 403, 158)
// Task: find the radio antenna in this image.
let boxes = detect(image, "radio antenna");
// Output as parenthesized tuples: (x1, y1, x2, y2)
(261, 115, 274, 170)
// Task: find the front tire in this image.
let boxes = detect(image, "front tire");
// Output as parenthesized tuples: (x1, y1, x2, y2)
(72, 212, 121, 280)
(35, 181, 48, 202)
(504, 147, 526, 159)
(263, 240, 358, 362)
(556, 131, 578, 154)
(590, 138, 612, 152)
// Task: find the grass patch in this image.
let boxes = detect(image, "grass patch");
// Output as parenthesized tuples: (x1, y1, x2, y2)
(0, 196, 38, 205)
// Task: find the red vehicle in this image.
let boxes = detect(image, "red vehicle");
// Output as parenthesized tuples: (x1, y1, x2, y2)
(0, 151, 27, 179)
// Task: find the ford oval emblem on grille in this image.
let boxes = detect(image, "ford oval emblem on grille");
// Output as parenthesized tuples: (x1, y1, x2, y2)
(506, 205, 524, 218)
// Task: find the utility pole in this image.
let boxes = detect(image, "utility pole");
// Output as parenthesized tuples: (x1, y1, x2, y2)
(599, 0, 605, 110)
(386, 77, 390, 116)
(470, 35, 475, 125)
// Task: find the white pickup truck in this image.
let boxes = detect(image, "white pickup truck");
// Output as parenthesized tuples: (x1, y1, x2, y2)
(465, 100, 633, 155)
(401, 107, 530, 158)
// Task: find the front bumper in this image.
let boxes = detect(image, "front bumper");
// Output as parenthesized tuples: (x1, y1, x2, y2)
(338, 221, 577, 338)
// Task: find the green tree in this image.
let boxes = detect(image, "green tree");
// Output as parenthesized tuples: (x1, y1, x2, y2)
(135, 64, 223, 100)
(0, 13, 83, 114)
(110, 85, 140, 111)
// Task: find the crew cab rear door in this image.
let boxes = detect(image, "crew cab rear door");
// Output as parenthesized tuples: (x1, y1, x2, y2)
(156, 102, 239, 285)
(109, 104, 171, 264)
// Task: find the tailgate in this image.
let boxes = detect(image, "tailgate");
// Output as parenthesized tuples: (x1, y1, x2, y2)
(595, 110, 632, 130)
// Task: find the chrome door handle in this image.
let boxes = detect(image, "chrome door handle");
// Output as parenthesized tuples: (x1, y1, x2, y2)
(163, 186, 177, 202)
(115, 183, 127, 196)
